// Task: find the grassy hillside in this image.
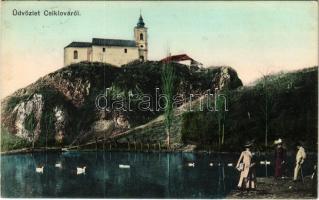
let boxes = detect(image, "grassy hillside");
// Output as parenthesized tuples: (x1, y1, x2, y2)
(181, 67, 318, 152)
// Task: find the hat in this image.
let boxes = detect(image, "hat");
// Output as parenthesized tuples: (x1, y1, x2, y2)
(244, 141, 253, 147)
(274, 138, 283, 145)
(296, 141, 303, 147)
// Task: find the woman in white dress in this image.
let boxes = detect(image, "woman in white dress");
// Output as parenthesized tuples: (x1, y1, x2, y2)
(236, 142, 255, 190)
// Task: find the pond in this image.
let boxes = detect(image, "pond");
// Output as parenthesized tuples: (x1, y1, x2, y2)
(1, 151, 317, 198)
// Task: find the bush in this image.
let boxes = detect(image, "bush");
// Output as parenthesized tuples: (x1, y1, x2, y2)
(1, 127, 30, 152)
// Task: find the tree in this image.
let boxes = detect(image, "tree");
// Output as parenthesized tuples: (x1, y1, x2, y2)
(258, 74, 278, 150)
(42, 111, 55, 148)
(257, 73, 279, 177)
(25, 112, 37, 149)
(162, 62, 175, 149)
(215, 90, 228, 150)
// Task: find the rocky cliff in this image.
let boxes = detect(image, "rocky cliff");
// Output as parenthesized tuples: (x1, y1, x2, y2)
(1, 61, 242, 151)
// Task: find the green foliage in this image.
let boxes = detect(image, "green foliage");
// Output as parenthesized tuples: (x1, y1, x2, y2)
(24, 112, 36, 148)
(25, 112, 36, 132)
(162, 63, 175, 147)
(215, 89, 229, 148)
(38, 109, 56, 147)
(181, 112, 217, 145)
(1, 127, 30, 152)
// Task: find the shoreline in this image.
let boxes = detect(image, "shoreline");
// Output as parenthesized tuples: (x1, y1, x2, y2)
(1, 147, 318, 156)
(0, 147, 62, 155)
(226, 177, 317, 199)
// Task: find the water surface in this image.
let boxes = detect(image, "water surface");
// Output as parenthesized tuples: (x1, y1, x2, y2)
(1, 151, 316, 198)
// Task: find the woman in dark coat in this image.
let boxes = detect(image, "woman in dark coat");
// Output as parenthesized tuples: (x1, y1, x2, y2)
(274, 138, 286, 178)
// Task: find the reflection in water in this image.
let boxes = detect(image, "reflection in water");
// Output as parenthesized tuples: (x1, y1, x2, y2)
(1, 151, 316, 198)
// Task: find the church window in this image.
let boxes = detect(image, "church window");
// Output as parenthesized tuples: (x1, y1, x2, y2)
(140, 33, 144, 40)
(103, 48, 105, 52)
(124, 48, 127, 53)
(73, 50, 78, 59)
(140, 45, 144, 48)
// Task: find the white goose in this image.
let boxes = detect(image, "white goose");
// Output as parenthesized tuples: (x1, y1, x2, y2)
(119, 164, 130, 169)
(188, 162, 195, 167)
(55, 163, 62, 168)
(76, 166, 86, 175)
(36, 166, 44, 173)
(260, 161, 271, 165)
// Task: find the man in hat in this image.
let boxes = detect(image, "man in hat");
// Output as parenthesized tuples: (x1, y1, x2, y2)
(293, 142, 306, 181)
(274, 138, 286, 179)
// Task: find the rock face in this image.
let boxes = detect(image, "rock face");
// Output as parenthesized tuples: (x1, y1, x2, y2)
(12, 94, 44, 142)
(53, 106, 67, 143)
(1, 61, 242, 150)
(49, 77, 91, 107)
(90, 120, 115, 136)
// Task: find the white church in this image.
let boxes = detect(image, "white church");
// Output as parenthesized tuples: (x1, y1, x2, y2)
(64, 15, 148, 67)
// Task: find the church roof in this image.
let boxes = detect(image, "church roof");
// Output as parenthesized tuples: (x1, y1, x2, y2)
(136, 14, 145, 28)
(160, 54, 203, 66)
(92, 38, 136, 47)
(160, 54, 194, 62)
(65, 38, 137, 48)
(65, 42, 92, 48)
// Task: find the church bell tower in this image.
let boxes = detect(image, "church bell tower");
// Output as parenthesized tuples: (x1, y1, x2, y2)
(134, 14, 148, 61)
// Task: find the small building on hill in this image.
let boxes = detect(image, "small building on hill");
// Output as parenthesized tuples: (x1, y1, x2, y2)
(160, 54, 203, 68)
(64, 15, 148, 67)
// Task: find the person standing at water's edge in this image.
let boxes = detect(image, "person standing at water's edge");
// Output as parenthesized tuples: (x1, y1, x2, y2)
(274, 138, 286, 179)
(236, 141, 255, 190)
(293, 142, 306, 181)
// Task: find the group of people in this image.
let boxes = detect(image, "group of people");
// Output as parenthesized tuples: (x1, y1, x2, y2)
(235, 138, 307, 191)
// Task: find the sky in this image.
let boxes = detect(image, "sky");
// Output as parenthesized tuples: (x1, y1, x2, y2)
(0, 1, 318, 98)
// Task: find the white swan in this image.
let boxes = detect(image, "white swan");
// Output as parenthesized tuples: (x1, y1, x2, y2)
(227, 163, 233, 167)
(55, 163, 62, 168)
(260, 161, 271, 165)
(119, 164, 130, 169)
(209, 163, 214, 167)
(77, 166, 86, 175)
(36, 166, 44, 173)
(188, 163, 195, 167)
